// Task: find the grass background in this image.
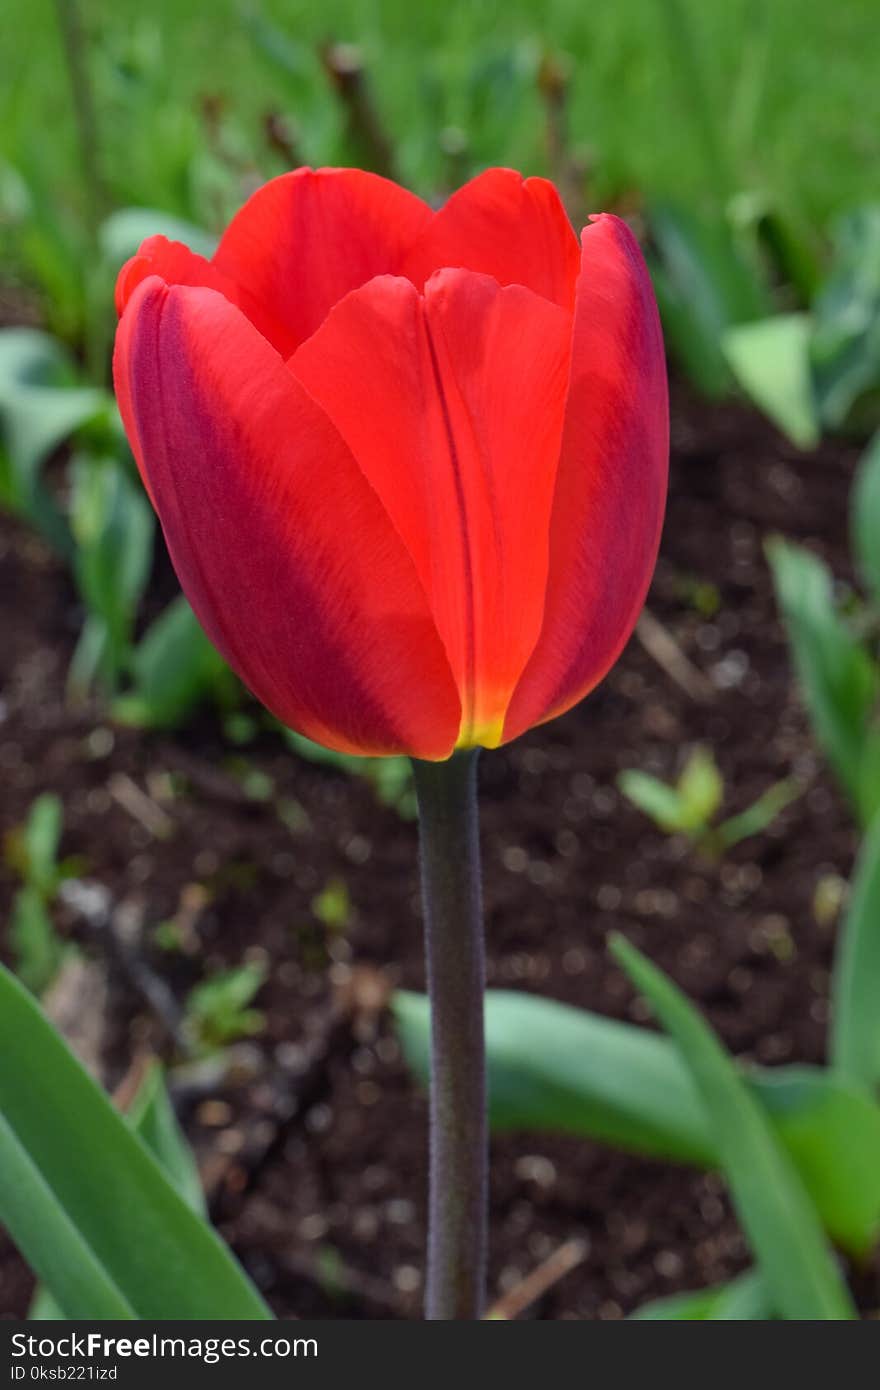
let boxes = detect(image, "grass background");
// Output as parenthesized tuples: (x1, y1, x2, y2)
(3, 0, 879, 241)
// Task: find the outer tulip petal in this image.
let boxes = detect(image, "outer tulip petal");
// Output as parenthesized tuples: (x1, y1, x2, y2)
(503, 215, 669, 743)
(115, 236, 238, 318)
(114, 234, 299, 384)
(113, 277, 461, 758)
(211, 167, 434, 356)
(291, 269, 571, 747)
(401, 168, 581, 311)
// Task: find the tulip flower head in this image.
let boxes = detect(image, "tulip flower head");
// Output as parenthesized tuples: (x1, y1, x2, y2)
(115, 168, 668, 759)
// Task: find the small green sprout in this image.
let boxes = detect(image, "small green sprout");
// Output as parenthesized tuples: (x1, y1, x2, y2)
(311, 878, 352, 933)
(4, 793, 82, 993)
(618, 747, 800, 856)
(183, 960, 267, 1053)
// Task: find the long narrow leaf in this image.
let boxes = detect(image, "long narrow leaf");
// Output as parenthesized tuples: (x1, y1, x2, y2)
(630, 1269, 770, 1320)
(0, 1113, 135, 1320)
(851, 432, 880, 602)
(395, 989, 880, 1253)
(831, 811, 880, 1087)
(395, 988, 710, 1163)
(0, 964, 270, 1320)
(610, 936, 855, 1320)
(753, 1066, 880, 1256)
(767, 536, 880, 825)
(29, 1061, 206, 1320)
(127, 1061, 206, 1216)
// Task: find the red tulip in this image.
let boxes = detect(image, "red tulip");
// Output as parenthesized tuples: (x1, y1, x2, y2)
(114, 168, 668, 759)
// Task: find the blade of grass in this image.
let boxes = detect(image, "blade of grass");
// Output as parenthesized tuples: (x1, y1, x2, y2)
(610, 935, 855, 1321)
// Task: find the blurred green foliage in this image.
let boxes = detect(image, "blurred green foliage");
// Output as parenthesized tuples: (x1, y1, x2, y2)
(4, 0, 879, 245)
(4, 794, 82, 994)
(768, 446, 880, 831)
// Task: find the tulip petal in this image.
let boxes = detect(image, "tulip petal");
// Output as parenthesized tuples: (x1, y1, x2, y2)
(291, 269, 571, 746)
(115, 236, 238, 318)
(211, 167, 433, 356)
(503, 214, 669, 743)
(114, 235, 298, 393)
(402, 168, 581, 311)
(113, 277, 461, 758)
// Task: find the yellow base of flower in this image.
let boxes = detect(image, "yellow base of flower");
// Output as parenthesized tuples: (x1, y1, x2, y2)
(455, 713, 506, 752)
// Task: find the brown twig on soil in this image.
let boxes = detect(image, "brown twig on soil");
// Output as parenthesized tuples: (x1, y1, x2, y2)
(635, 608, 715, 703)
(108, 772, 175, 840)
(484, 1238, 589, 1320)
(111, 896, 191, 1049)
(42, 954, 110, 1082)
(112, 1051, 154, 1112)
(59, 880, 190, 1052)
(320, 43, 397, 180)
(161, 882, 210, 956)
(161, 746, 261, 807)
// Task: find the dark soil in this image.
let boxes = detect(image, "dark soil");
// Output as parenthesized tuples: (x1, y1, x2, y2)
(1, 381, 877, 1320)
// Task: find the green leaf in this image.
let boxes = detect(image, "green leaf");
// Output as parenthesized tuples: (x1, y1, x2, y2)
(27, 1288, 65, 1321)
(712, 1270, 773, 1320)
(851, 431, 880, 603)
(752, 1066, 880, 1257)
(22, 792, 62, 895)
(676, 747, 724, 829)
(648, 202, 769, 398)
(99, 208, 217, 266)
(29, 1060, 205, 1319)
(9, 887, 65, 995)
(723, 314, 820, 449)
(0, 963, 271, 1320)
(113, 595, 229, 729)
(68, 614, 114, 700)
(617, 769, 688, 834)
(767, 536, 880, 825)
(746, 202, 823, 304)
(127, 1061, 206, 1217)
(717, 778, 801, 850)
(184, 962, 267, 1052)
(831, 811, 880, 1089)
(618, 749, 724, 836)
(0, 1109, 134, 1319)
(630, 1269, 770, 1320)
(395, 987, 709, 1163)
(395, 989, 880, 1253)
(610, 936, 856, 1321)
(811, 205, 880, 431)
(69, 453, 154, 693)
(629, 1286, 720, 1320)
(70, 456, 154, 614)
(0, 329, 110, 550)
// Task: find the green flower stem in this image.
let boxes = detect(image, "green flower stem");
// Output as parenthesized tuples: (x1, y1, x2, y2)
(411, 749, 487, 1320)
